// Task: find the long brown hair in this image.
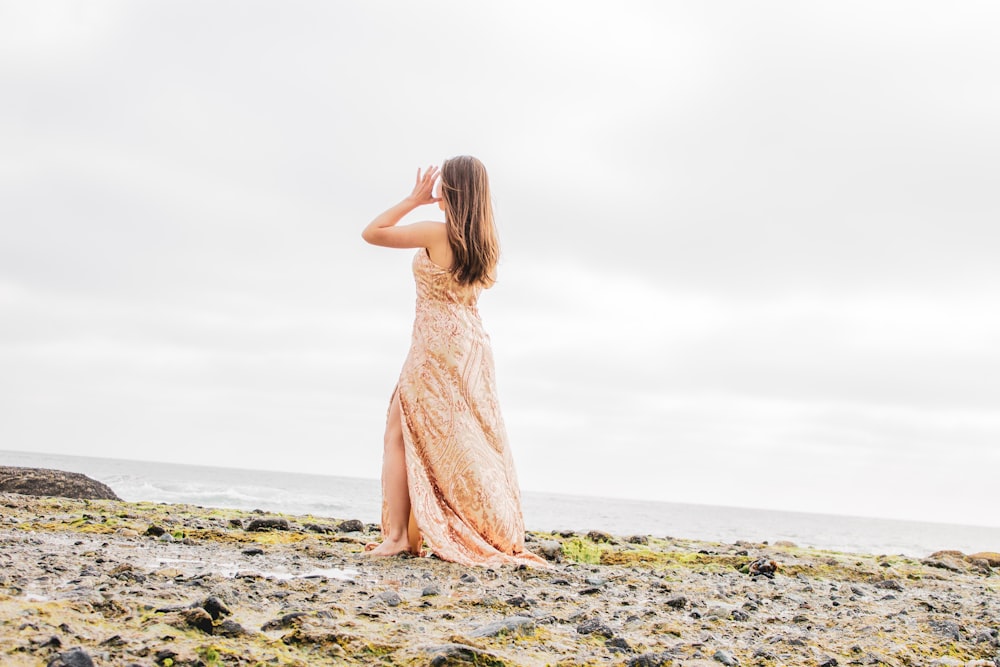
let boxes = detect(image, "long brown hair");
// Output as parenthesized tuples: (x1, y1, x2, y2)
(440, 155, 499, 287)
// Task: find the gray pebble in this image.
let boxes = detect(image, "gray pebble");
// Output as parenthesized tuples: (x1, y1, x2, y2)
(470, 615, 535, 638)
(337, 519, 364, 533)
(246, 518, 290, 532)
(536, 540, 563, 561)
(577, 618, 614, 637)
(713, 649, 738, 666)
(377, 590, 402, 607)
(47, 648, 95, 667)
(665, 595, 687, 609)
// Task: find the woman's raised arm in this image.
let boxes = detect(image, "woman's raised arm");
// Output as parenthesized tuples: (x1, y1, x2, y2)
(362, 166, 445, 248)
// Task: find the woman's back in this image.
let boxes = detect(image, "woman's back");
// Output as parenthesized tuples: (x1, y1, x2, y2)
(413, 249, 482, 309)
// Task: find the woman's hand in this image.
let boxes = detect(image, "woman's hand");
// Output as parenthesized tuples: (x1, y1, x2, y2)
(407, 165, 441, 207)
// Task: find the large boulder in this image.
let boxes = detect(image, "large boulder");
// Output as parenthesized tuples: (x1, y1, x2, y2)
(0, 467, 120, 500)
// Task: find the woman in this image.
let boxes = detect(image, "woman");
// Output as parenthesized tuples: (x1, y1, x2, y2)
(361, 156, 546, 568)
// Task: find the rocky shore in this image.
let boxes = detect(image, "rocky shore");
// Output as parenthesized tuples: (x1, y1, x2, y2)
(1, 492, 998, 667)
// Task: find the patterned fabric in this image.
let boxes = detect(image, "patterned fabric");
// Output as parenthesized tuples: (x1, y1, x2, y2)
(382, 249, 547, 568)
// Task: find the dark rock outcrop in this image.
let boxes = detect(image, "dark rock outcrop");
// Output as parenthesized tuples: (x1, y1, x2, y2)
(0, 467, 119, 500)
(246, 517, 290, 532)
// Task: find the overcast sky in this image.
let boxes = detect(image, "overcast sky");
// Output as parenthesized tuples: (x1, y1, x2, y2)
(2, 1, 998, 527)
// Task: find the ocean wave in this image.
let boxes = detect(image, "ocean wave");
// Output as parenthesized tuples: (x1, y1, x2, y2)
(107, 474, 369, 520)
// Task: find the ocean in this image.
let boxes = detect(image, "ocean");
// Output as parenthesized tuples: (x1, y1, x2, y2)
(3, 449, 997, 558)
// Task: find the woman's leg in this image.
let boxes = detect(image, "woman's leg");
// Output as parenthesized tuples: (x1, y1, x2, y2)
(367, 393, 420, 556)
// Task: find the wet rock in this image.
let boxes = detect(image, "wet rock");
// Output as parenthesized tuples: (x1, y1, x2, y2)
(424, 644, 507, 666)
(215, 619, 248, 637)
(279, 627, 350, 654)
(928, 619, 962, 641)
(32, 635, 62, 648)
(967, 551, 1000, 567)
(337, 519, 364, 532)
(705, 606, 733, 620)
(713, 649, 738, 666)
(47, 648, 96, 667)
(182, 607, 214, 634)
(377, 590, 402, 607)
(262, 612, 309, 631)
(200, 595, 231, 620)
(748, 557, 778, 578)
(246, 517, 290, 532)
(929, 658, 963, 667)
(469, 615, 535, 638)
(665, 595, 687, 609)
(967, 558, 993, 575)
(110, 563, 145, 583)
(627, 653, 670, 667)
(874, 579, 904, 591)
(606, 636, 632, 652)
(0, 467, 119, 500)
(304, 522, 334, 534)
(973, 627, 999, 646)
(536, 540, 563, 561)
(154, 648, 178, 665)
(923, 556, 965, 573)
(577, 618, 614, 637)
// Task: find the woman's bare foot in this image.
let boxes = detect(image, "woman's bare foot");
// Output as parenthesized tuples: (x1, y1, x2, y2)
(364, 536, 415, 557)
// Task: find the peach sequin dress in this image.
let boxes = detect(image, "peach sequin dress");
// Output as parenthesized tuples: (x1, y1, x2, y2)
(383, 249, 547, 568)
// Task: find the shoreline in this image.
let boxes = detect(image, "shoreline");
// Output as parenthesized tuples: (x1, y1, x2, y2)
(2, 492, 999, 666)
(4, 450, 998, 558)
